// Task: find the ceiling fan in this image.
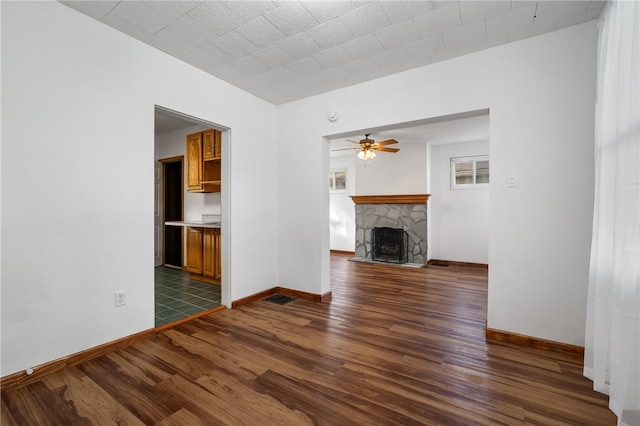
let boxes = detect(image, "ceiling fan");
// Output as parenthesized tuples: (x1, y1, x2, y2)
(333, 134, 400, 160)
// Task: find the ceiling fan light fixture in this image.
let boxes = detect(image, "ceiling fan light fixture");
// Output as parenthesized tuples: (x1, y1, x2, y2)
(357, 149, 376, 160)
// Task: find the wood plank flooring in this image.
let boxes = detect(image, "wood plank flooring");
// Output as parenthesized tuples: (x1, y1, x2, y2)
(1, 253, 615, 425)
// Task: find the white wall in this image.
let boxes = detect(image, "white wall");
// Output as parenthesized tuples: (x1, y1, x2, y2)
(155, 125, 222, 222)
(1, 2, 278, 376)
(429, 140, 490, 264)
(277, 21, 597, 346)
(329, 154, 356, 252)
(356, 143, 427, 195)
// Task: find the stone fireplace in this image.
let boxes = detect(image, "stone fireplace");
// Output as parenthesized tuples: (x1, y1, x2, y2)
(351, 194, 430, 265)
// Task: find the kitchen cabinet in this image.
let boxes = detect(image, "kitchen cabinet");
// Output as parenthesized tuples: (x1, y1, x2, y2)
(203, 228, 221, 280)
(185, 226, 221, 281)
(203, 128, 221, 160)
(185, 226, 203, 274)
(187, 129, 221, 193)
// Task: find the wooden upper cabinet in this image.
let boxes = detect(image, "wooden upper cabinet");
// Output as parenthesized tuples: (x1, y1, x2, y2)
(187, 132, 203, 192)
(187, 129, 221, 193)
(203, 129, 221, 160)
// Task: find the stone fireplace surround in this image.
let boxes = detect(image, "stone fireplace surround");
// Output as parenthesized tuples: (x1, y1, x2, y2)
(351, 194, 430, 265)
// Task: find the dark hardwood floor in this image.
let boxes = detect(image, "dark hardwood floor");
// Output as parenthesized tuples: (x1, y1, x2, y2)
(1, 253, 615, 425)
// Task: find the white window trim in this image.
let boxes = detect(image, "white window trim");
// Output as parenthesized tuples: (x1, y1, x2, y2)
(450, 155, 490, 189)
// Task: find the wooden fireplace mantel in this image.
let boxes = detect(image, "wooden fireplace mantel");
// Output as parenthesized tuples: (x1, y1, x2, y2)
(350, 194, 430, 204)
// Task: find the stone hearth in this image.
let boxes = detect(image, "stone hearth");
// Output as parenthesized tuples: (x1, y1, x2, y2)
(351, 195, 430, 265)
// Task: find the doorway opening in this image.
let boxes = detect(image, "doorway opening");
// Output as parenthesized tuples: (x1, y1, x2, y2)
(327, 109, 490, 265)
(160, 156, 183, 268)
(154, 105, 230, 326)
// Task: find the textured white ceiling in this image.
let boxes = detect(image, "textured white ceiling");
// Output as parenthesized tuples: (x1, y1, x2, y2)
(61, 1, 605, 105)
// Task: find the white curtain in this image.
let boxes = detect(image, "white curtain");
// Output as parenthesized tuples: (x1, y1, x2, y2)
(584, 2, 640, 426)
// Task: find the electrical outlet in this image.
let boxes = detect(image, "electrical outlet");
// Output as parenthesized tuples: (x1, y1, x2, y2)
(115, 290, 126, 307)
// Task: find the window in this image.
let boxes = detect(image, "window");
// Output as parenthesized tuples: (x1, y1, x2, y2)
(450, 156, 489, 188)
(329, 169, 347, 192)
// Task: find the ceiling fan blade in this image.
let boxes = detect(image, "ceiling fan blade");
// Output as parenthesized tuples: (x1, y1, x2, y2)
(375, 139, 398, 146)
(376, 147, 400, 153)
(331, 147, 359, 151)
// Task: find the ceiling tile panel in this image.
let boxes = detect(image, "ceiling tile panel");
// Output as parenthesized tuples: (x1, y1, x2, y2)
(146, 29, 196, 58)
(374, 20, 421, 50)
(293, 74, 329, 93)
(101, 13, 153, 41)
(339, 3, 391, 38)
(109, 1, 173, 34)
(506, 16, 556, 43)
(164, 14, 218, 47)
(273, 74, 325, 99)
(211, 31, 260, 59)
(465, 34, 509, 54)
(486, 6, 535, 41)
(312, 46, 351, 69)
(244, 84, 288, 104)
(414, 3, 462, 38)
(459, 1, 510, 25)
(212, 65, 249, 85)
(531, 16, 559, 34)
(264, 2, 319, 36)
(509, 1, 537, 12)
(263, 65, 299, 83)
(306, 18, 355, 49)
(342, 57, 382, 80)
(300, 1, 368, 24)
(535, 1, 590, 22)
(287, 57, 325, 76)
(278, 33, 323, 59)
(341, 33, 385, 60)
(143, 1, 201, 21)
(236, 17, 287, 49)
(378, 1, 434, 24)
(222, 1, 279, 22)
(252, 45, 295, 69)
(181, 43, 236, 71)
(442, 22, 486, 52)
(557, 7, 605, 29)
(230, 56, 269, 76)
(316, 67, 352, 86)
(371, 47, 412, 72)
(431, 1, 454, 10)
(236, 74, 269, 91)
(60, 1, 118, 20)
(189, 2, 246, 36)
(404, 35, 447, 62)
(407, 54, 433, 69)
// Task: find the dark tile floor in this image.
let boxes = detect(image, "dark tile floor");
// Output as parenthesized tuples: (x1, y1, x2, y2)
(155, 266, 222, 327)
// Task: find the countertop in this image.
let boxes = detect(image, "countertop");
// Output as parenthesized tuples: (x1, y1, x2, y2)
(165, 221, 221, 229)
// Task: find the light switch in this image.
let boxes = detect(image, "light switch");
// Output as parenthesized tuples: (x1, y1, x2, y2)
(507, 173, 518, 187)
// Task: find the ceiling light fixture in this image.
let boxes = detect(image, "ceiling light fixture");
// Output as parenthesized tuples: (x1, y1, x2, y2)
(357, 149, 376, 160)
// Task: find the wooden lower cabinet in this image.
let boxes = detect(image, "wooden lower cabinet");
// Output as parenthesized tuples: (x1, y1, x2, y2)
(185, 226, 221, 280)
(185, 226, 203, 274)
(202, 228, 221, 279)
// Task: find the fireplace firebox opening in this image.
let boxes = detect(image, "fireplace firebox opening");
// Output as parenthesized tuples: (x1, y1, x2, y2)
(372, 227, 408, 264)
